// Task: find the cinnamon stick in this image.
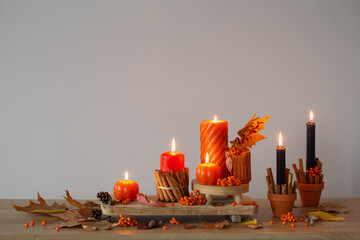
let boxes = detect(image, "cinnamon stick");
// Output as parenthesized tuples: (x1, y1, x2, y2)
(275, 185, 281, 194)
(165, 171, 182, 201)
(315, 175, 320, 184)
(266, 176, 272, 193)
(154, 170, 164, 200)
(299, 158, 304, 172)
(288, 184, 293, 195)
(174, 171, 185, 197)
(155, 170, 170, 202)
(287, 172, 293, 187)
(292, 164, 300, 182)
(158, 170, 176, 202)
(267, 168, 275, 186)
(293, 181, 298, 193)
(281, 184, 287, 195)
(285, 168, 290, 184)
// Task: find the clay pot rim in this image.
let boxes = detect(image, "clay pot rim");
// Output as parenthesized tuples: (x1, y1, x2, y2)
(267, 192, 297, 202)
(298, 182, 324, 192)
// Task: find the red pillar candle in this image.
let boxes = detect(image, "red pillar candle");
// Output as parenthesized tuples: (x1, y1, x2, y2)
(200, 116, 228, 177)
(113, 171, 139, 201)
(196, 153, 221, 185)
(160, 138, 185, 173)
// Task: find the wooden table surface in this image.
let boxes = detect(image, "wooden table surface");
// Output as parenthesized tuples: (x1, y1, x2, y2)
(1, 198, 359, 240)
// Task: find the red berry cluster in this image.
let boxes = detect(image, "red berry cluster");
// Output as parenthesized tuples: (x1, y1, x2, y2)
(217, 176, 241, 186)
(306, 167, 322, 176)
(179, 190, 206, 206)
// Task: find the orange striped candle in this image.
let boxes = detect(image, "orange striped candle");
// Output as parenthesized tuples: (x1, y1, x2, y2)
(200, 116, 228, 178)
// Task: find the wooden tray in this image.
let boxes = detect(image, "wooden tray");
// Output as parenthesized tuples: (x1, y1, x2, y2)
(101, 195, 257, 223)
(191, 179, 249, 204)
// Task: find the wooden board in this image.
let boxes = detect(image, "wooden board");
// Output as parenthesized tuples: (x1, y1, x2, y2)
(101, 195, 257, 218)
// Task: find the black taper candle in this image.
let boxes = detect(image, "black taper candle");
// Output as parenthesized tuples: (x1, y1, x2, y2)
(276, 132, 286, 186)
(276, 146, 286, 185)
(306, 121, 316, 170)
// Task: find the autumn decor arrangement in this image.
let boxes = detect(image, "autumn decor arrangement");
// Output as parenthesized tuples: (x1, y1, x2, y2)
(292, 158, 324, 207)
(266, 167, 298, 217)
(226, 114, 271, 184)
(11, 111, 348, 234)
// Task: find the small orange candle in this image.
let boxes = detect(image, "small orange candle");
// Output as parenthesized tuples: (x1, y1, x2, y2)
(200, 116, 228, 177)
(196, 153, 221, 185)
(113, 171, 139, 201)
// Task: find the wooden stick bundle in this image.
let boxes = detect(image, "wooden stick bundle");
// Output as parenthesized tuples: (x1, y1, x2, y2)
(266, 167, 297, 195)
(154, 168, 189, 202)
(293, 158, 324, 184)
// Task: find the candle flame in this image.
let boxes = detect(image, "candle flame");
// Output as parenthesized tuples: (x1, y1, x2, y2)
(213, 115, 217, 123)
(125, 171, 129, 181)
(279, 132, 283, 147)
(206, 152, 209, 163)
(171, 137, 176, 152)
(310, 111, 314, 122)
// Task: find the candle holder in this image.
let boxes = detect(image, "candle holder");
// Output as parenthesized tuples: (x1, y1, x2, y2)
(292, 158, 324, 207)
(265, 167, 297, 217)
(225, 149, 251, 184)
(154, 168, 189, 202)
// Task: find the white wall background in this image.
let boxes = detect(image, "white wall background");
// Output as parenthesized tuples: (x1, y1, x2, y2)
(1, 0, 359, 199)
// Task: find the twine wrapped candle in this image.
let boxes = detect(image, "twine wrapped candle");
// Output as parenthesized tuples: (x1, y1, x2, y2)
(200, 116, 228, 177)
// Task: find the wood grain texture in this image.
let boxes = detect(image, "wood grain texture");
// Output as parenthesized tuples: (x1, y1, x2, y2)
(192, 180, 249, 195)
(1, 198, 360, 240)
(101, 195, 257, 216)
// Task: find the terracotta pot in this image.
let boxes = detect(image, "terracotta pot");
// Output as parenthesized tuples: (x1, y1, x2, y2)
(267, 192, 297, 217)
(298, 182, 324, 207)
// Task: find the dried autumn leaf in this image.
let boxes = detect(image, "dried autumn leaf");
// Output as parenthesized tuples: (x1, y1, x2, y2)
(182, 224, 197, 229)
(248, 223, 262, 229)
(235, 114, 271, 150)
(12, 192, 67, 214)
(81, 221, 118, 231)
(319, 202, 352, 214)
(241, 218, 257, 226)
(63, 190, 91, 218)
(48, 209, 83, 222)
(46, 221, 82, 229)
(64, 190, 86, 209)
(200, 219, 229, 229)
(308, 211, 345, 221)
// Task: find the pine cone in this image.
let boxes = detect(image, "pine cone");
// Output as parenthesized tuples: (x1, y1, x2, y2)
(90, 208, 102, 220)
(97, 191, 112, 204)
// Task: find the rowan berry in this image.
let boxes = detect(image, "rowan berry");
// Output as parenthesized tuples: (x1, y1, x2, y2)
(291, 223, 295, 227)
(282, 221, 286, 225)
(163, 226, 167, 230)
(25, 223, 29, 227)
(30, 221, 35, 226)
(42, 221, 47, 226)
(305, 223, 309, 226)
(269, 221, 274, 224)
(56, 227, 60, 231)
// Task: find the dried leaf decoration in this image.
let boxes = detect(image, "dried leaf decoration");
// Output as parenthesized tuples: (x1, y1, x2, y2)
(241, 218, 257, 226)
(63, 190, 91, 219)
(182, 224, 197, 229)
(308, 211, 345, 221)
(248, 223, 262, 229)
(12, 192, 67, 214)
(237, 114, 271, 149)
(200, 218, 229, 229)
(319, 202, 353, 214)
(82, 221, 118, 231)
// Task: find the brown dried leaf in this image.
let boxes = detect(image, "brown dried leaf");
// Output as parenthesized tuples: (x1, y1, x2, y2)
(63, 190, 85, 209)
(48, 209, 83, 222)
(183, 224, 197, 229)
(84, 201, 100, 208)
(82, 221, 118, 231)
(319, 202, 352, 214)
(200, 219, 229, 229)
(12, 192, 67, 214)
(248, 223, 262, 229)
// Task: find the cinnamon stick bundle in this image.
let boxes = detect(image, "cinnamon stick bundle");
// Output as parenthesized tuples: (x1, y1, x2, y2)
(292, 159, 324, 184)
(154, 168, 189, 202)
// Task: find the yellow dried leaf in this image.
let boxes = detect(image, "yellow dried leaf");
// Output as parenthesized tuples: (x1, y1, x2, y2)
(308, 211, 345, 221)
(241, 218, 257, 225)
